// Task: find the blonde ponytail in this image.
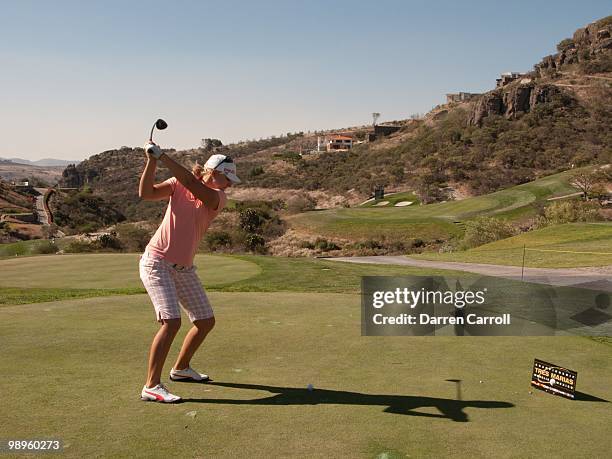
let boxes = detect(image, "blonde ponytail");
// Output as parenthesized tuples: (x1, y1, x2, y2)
(192, 162, 204, 179)
(192, 161, 214, 181)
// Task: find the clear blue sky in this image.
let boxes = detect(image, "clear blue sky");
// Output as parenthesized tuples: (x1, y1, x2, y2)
(1, 0, 610, 160)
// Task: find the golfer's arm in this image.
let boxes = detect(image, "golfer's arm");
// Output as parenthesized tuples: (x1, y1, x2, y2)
(139, 158, 157, 200)
(158, 153, 220, 209)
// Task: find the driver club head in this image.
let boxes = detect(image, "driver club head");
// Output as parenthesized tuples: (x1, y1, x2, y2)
(149, 118, 168, 142)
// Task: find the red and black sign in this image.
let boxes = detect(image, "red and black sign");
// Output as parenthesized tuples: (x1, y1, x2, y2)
(531, 359, 577, 399)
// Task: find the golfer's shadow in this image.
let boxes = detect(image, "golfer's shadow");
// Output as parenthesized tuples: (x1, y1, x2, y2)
(182, 382, 514, 422)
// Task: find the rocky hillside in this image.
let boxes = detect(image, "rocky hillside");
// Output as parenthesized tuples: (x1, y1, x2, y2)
(537, 16, 612, 76)
(468, 84, 563, 126)
(57, 16, 611, 224)
(469, 16, 612, 125)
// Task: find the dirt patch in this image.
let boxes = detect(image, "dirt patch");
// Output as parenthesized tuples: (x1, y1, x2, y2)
(2, 221, 44, 239)
(226, 187, 364, 209)
(266, 228, 353, 257)
(448, 182, 473, 201)
(266, 228, 424, 257)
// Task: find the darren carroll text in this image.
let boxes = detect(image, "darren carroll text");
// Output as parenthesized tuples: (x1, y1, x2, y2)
(372, 313, 512, 325)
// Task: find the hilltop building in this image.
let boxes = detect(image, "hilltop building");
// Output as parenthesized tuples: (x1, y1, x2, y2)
(326, 134, 353, 151)
(496, 72, 525, 87)
(445, 92, 481, 104)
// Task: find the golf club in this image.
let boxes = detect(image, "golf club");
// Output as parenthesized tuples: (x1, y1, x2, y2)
(145, 118, 168, 157)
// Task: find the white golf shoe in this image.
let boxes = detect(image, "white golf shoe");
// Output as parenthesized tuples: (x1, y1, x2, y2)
(141, 383, 182, 403)
(170, 366, 211, 382)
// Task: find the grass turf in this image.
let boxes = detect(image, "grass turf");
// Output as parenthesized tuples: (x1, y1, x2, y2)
(1, 252, 610, 457)
(1, 293, 610, 458)
(413, 223, 612, 268)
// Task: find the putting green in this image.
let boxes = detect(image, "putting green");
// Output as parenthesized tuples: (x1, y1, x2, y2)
(1, 293, 610, 457)
(0, 253, 260, 289)
(0, 254, 463, 305)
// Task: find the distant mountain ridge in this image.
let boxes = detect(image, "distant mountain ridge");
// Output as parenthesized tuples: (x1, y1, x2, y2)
(3, 157, 80, 167)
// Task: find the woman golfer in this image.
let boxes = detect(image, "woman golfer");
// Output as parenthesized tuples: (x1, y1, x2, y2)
(138, 141, 240, 403)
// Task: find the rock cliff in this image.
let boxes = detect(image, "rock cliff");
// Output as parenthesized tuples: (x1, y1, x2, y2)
(468, 84, 562, 126)
(535, 16, 612, 75)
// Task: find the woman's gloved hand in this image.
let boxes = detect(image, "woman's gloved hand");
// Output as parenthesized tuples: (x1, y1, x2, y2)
(144, 141, 163, 159)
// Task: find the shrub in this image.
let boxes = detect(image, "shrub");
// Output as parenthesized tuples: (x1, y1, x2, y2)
(541, 200, 602, 225)
(579, 58, 612, 74)
(299, 240, 315, 249)
(411, 238, 425, 248)
(286, 195, 317, 213)
(96, 234, 122, 250)
(239, 208, 265, 233)
(205, 231, 232, 250)
(245, 233, 266, 253)
(32, 241, 57, 255)
(355, 239, 383, 250)
(76, 223, 97, 234)
(387, 240, 407, 252)
(249, 165, 264, 177)
(261, 216, 286, 238)
(461, 217, 517, 249)
(115, 223, 151, 252)
(273, 151, 302, 162)
(65, 240, 95, 253)
(235, 200, 284, 213)
(314, 238, 340, 251)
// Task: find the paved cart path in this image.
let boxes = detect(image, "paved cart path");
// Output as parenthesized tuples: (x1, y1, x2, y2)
(324, 256, 612, 292)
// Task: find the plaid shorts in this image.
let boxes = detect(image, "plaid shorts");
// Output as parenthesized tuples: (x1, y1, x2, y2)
(139, 251, 214, 323)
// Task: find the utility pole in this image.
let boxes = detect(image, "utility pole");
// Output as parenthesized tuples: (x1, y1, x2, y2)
(521, 245, 526, 281)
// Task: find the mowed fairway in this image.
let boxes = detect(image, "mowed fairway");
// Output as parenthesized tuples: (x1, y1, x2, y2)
(414, 223, 612, 268)
(289, 170, 580, 241)
(1, 254, 611, 458)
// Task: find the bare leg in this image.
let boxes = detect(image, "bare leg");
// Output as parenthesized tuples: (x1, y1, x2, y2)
(173, 317, 215, 370)
(146, 318, 181, 388)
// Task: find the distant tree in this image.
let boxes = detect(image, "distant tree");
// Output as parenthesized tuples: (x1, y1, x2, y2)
(556, 38, 575, 52)
(592, 167, 612, 205)
(570, 170, 598, 200)
(201, 138, 223, 151)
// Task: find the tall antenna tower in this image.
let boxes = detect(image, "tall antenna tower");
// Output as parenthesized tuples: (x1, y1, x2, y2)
(372, 112, 380, 127)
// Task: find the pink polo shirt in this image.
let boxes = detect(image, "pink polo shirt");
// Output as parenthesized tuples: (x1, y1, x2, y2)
(146, 177, 227, 267)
